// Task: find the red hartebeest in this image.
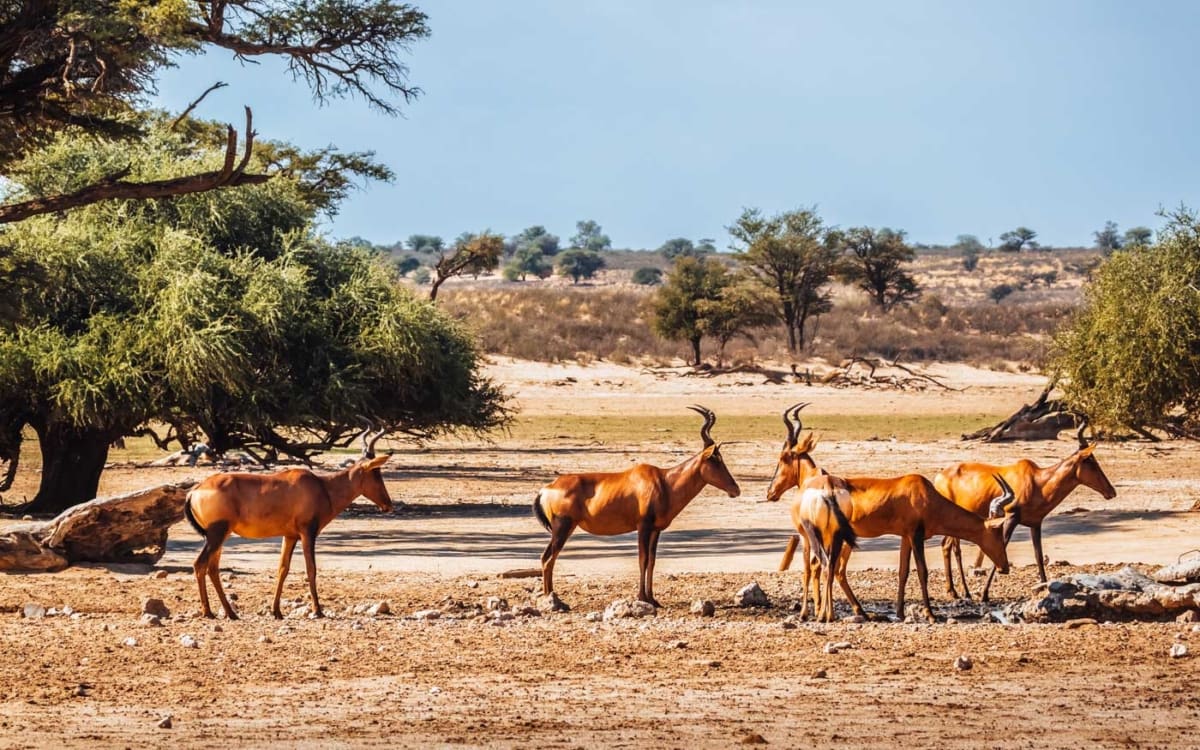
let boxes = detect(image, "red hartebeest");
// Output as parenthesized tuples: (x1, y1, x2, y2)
(534, 405, 741, 609)
(184, 450, 394, 619)
(767, 405, 1016, 622)
(935, 421, 1117, 601)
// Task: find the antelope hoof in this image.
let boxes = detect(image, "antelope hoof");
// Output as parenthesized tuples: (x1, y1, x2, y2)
(272, 609, 283, 620)
(202, 610, 216, 620)
(923, 609, 936, 624)
(225, 611, 239, 621)
(309, 609, 325, 619)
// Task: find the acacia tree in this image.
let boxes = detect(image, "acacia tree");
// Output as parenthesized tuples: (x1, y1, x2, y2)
(0, 124, 507, 513)
(428, 232, 503, 300)
(730, 207, 838, 353)
(834, 227, 921, 311)
(652, 257, 767, 366)
(0, 0, 429, 222)
(1094, 221, 1123, 254)
(999, 227, 1038, 252)
(556, 249, 606, 284)
(569, 220, 611, 252)
(1052, 208, 1200, 438)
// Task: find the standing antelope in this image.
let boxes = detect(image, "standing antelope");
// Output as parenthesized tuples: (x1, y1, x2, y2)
(767, 405, 1016, 622)
(935, 421, 1116, 602)
(184, 431, 394, 619)
(534, 405, 741, 609)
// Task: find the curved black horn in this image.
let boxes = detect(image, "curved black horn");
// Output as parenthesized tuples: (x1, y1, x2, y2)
(781, 402, 807, 445)
(1075, 416, 1089, 449)
(789, 402, 810, 435)
(687, 404, 716, 447)
(987, 473, 1016, 518)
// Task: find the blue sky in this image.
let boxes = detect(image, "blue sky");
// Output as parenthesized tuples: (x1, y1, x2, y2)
(155, 1, 1200, 249)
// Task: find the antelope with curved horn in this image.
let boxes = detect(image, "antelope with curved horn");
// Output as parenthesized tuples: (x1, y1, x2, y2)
(935, 417, 1116, 601)
(534, 405, 741, 609)
(793, 471, 1016, 622)
(183, 455, 394, 619)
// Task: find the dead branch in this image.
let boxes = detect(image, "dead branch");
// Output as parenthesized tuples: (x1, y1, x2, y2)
(169, 81, 228, 130)
(0, 108, 268, 224)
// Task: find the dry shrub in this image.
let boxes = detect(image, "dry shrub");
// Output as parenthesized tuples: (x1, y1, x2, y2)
(441, 285, 1072, 368)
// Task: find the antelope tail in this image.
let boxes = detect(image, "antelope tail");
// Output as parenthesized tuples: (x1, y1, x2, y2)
(779, 534, 800, 571)
(183, 495, 207, 537)
(532, 492, 551, 531)
(824, 492, 858, 550)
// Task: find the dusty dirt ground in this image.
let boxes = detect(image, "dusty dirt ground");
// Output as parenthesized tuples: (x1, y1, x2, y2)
(2, 360, 1199, 748)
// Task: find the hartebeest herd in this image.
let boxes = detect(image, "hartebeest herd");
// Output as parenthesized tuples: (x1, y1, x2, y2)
(183, 401, 1116, 623)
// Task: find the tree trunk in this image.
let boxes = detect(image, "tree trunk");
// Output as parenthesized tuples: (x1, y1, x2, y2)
(428, 274, 445, 301)
(26, 422, 113, 514)
(782, 298, 798, 353)
(690, 336, 702, 367)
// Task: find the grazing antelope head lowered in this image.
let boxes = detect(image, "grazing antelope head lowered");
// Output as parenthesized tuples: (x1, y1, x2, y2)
(766, 402, 820, 503)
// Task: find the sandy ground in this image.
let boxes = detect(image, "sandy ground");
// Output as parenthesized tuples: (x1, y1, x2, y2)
(2, 359, 1199, 748)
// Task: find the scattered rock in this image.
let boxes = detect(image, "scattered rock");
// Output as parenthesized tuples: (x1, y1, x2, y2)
(954, 655, 973, 671)
(585, 611, 602, 622)
(668, 640, 688, 649)
(122, 636, 138, 647)
(823, 641, 853, 654)
(139, 614, 163, 628)
(537, 593, 569, 613)
(412, 609, 442, 621)
(73, 684, 88, 697)
(485, 596, 509, 612)
(21, 603, 45, 620)
(157, 715, 173, 729)
(490, 611, 514, 622)
(141, 597, 171, 619)
(258, 635, 272, 644)
(1154, 557, 1200, 585)
(61, 605, 75, 616)
(1064, 618, 1099, 629)
(841, 614, 866, 624)
(781, 617, 798, 630)
(515, 606, 541, 618)
(465, 580, 479, 589)
(429, 686, 441, 695)
(812, 668, 827, 679)
(690, 599, 716, 617)
(603, 599, 656, 621)
(211, 623, 222, 633)
(1175, 610, 1200, 624)
(153, 570, 169, 579)
(739, 732, 768, 744)
(734, 582, 770, 608)
(178, 634, 199, 649)
(366, 601, 391, 617)
(945, 617, 958, 625)
(1170, 643, 1189, 659)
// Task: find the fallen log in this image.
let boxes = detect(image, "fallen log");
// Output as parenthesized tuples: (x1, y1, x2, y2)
(962, 384, 1080, 442)
(0, 482, 194, 572)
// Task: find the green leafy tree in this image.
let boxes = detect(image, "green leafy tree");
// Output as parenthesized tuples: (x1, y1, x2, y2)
(395, 256, 421, 275)
(407, 235, 444, 254)
(569, 220, 611, 252)
(1123, 226, 1153, 247)
(659, 238, 696, 260)
(834, 227, 921, 311)
(504, 245, 552, 281)
(632, 267, 663, 285)
(729, 206, 838, 352)
(507, 226, 560, 257)
(1094, 221, 1123, 254)
(556, 250, 606, 284)
(428, 232, 503, 300)
(652, 258, 728, 366)
(695, 282, 775, 365)
(0, 123, 506, 512)
(999, 227, 1038, 252)
(0, 0, 429, 223)
(1052, 209, 1200, 438)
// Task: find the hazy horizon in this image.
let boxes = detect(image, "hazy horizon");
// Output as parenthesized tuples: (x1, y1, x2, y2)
(154, 1, 1200, 249)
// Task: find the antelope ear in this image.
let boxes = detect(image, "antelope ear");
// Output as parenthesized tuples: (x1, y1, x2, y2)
(796, 431, 818, 454)
(1077, 444, 1096, 458)
(701, 444, 717, 460)
(984, 517, 1006, 530)
(363, 454, 389, 470)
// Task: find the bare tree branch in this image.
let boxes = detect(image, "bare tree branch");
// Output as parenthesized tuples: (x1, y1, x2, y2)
(0, 107, 268, 224)
(169, 81, 228, 130)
